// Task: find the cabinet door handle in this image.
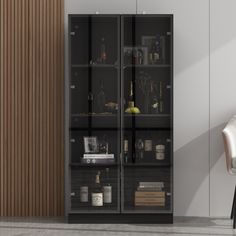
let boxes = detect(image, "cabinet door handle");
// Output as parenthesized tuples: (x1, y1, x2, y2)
(70, 85, 75, 89)
(70, 31, 75, 36)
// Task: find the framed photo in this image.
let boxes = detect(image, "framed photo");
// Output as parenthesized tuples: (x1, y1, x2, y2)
(83, 136, 98, 153)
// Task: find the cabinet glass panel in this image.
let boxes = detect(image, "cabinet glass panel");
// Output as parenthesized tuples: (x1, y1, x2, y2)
(69, 15, 120, 213)
(121, 15, 173, 213)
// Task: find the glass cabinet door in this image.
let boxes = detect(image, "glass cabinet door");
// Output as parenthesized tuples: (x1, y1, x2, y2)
(69, 15, 120, 213)
(121, 15, 173, 213)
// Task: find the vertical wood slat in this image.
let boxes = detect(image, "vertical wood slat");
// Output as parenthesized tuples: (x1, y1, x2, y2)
(10, 0, 14, 217)
(0, 0, 3, 218)
(3, 0, 7, 216)
(0, 0, 64, 216)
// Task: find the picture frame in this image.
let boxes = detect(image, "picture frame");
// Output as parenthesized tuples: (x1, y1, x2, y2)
(83, 136, 98, 153)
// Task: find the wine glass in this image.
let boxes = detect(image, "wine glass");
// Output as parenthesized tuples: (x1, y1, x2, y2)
(135, 139, 144, 160)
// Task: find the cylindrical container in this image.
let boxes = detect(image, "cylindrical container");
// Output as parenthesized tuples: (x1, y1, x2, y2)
(155, 144, 165, 160)
(80, 186, 88, 203)
(156, 144, 165, 152)
(156, 152, 165, 160)
(144, 140, 152, 151)
(124, 139, 129, 163)
(103, 186, 112, 204)
(91, 193, 103, 206)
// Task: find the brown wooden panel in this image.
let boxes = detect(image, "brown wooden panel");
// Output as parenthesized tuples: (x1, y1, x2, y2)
(0, 0, 64, 216)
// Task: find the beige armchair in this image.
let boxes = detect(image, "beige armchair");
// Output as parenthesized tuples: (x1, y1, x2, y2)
(222, 115, 236, 228)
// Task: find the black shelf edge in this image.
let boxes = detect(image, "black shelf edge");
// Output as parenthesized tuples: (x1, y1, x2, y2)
(69, 210, 119, 214)
(71, 64, 171, 69)
(68, 213, 173, 223)
(122, 209, 172, 214)
(71, 64, 118, 68)
(70, 127, 171, 131)
(124, 127, 172, 131)
(70, 163, 118, 167)
(69, 127, 119, 131)
(71, 113, 118, 117)
(123, 64, 171, 68)
(124, 113, 171, 117)
(123, 163, 171, 167)
(70, 113, 170, 117)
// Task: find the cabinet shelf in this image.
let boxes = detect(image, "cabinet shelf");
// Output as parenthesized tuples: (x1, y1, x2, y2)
(71, 113, 169, 117)
(71, 113, 118, 117)
(122, 209, 172, 214)
(71, 64, 118, 68)
(123, 64, 171, 69)
(70, 209, 119, 214)
(124, 114, 170, 117)
(124, 114, 171, 129)
(70, 113, 119, 129)
(70, 127, 119, 131)
(70, 162, 118, 167)
(123, 162, 171, 167)
(124, 127, 171, 131)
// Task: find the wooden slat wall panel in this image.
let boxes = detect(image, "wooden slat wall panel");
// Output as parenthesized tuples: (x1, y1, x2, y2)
(0, 0, 64, 216)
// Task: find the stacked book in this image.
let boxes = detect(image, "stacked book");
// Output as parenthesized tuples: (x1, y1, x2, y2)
(82, 154, 115, 164)
(135, 182, 165, 207)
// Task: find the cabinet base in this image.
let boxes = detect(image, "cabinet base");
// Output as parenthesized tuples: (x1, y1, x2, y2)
(68, 213, 173, 224)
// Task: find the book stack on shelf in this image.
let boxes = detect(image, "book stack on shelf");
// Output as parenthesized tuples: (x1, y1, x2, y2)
(82, 154, 115, 164)
(82, 136, 115, 164)
(134, 182, 165, 207)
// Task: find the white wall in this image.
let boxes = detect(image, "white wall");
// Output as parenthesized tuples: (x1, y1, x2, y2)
(210, 0, 236, 217)
(65, 0, 236, 217)
(137, 0, 210, 217)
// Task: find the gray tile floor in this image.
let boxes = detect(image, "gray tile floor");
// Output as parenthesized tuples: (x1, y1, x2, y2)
(0, 217, 236, 236)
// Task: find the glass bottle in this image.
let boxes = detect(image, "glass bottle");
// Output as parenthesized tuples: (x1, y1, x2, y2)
(149, 45, 155, 64)
(128, 80, 134, 107)
(133, 48, 138, 65)
(91, 171, 103, 207)
(80, 186, 89, 203)
(124, 136, 129, 163)
(99, 135, 109, 154)
(154, 35, 161, 64)
(137, 49, 144, 65)
(96, 79, 106, 113)
(103, 168, 112, 204)
(135, 139, 144, 161)
(150, 81, 159, 114)
(125, 80, 140, 114)
(100, 37, 107, 64)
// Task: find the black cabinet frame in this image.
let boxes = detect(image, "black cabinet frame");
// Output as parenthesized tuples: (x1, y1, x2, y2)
(66, 14, 173, 223)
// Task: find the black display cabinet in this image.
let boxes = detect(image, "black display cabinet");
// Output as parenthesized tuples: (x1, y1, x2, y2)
(66, 14, 173, 223)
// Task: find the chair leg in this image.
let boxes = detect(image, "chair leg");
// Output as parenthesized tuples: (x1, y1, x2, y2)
(234, 204, 236, 229)
(231, 185, 236, 219)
